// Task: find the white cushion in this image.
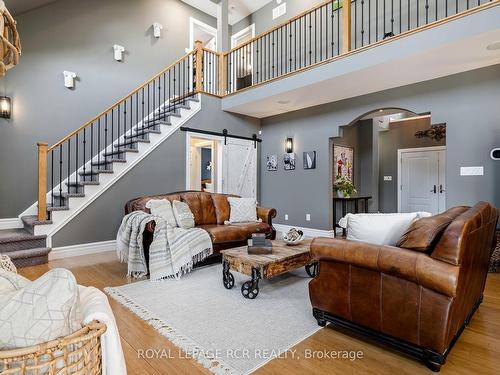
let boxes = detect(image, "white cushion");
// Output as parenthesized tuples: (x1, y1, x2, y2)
(0, 268, 82, 350)
(0, 268, 30, 294)
(146, 199, 177, 227)
(227, 197, 258, 223)
(339, 212, 432, 246)
(172, 200, 195, 229)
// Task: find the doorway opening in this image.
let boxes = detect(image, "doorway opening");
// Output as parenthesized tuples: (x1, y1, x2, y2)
(230, 24, 255, 90)
(189, 17, 217, 51)
(187, 135, 221, 193)
(330, 108, 447, 228)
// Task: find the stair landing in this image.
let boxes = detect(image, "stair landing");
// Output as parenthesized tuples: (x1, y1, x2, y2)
(0, 228, 51, 268)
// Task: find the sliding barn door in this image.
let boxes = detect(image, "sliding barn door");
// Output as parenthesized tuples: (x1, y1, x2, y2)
(222, 138, 257, 199)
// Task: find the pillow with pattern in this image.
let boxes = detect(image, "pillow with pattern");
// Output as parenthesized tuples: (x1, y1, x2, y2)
(0, 268, 30, 294)
(0, 268, 82, 350)
(227, 197, 259, 224)
(146, 199, 177, 227)
(172, 200, 195, 229)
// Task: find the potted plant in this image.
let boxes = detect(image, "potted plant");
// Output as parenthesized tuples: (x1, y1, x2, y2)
(334, 175, 357, 198)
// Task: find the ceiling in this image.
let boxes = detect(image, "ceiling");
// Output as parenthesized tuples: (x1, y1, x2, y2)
(5, 0, 59, 15)
(182, 0, 273, 25)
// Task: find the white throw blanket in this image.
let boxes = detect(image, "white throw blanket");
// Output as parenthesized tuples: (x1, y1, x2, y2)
(79, 286, 126, 375)
(117, 211, 213, 281)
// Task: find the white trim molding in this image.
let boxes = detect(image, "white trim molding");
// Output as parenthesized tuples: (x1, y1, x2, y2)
(0, 218, 23, 230)
(50, 240, 116, 260)
(273, 224, 335, 238)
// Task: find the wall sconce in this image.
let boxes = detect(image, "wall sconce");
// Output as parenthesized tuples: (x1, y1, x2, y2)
(0, 96, 12, 119)
(113, 44, 125, 61)
(285, 137, 293, 153)
(153, 22, 163, 38)
(63, 71, 77, 88)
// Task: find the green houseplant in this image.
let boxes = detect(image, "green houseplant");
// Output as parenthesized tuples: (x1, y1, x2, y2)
(334, 175, 357, 198)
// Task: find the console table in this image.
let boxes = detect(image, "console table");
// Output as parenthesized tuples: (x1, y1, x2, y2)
(333, 196, 372, 237)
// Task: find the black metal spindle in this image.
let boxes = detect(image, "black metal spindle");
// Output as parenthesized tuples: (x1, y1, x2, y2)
(59, 145, 62, 200)
(67, 140, 70, 196)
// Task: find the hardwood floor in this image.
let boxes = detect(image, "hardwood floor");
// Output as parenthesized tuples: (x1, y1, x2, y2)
(20, 252, 500, 375)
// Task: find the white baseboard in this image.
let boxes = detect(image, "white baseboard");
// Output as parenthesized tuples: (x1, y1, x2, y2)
(0, 218, 23, 230)
(50, 240, 116, 260)
(273, 224, 335, 238)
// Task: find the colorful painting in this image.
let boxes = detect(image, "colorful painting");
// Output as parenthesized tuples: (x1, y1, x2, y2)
(266, 154, 277, 171)
(333, 145, 354, 182)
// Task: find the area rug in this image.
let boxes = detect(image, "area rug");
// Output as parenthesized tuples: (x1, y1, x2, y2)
(105, 265, 320, 375)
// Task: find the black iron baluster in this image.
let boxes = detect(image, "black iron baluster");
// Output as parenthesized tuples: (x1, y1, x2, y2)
(123, 100, 127, 147)
(309, 12, 312, 66)
(399, 0, 402, 33)
(104, 114, 108, 165)
(59, 145, 63, 202)
(97, 118, 101, 165)
(361, 0, 365, 46)
(67, 139, 70, 195)
(117, 104, 120, 147)
(75, 133, 78, 188)
(111, 109, 114, 156)
(408, 0, 411, 29)
(417, 0, 420, 27)
(90, 123, 94, 173)
(425, 0, 429, 24)
(51, 151, 54, 208)
(83, 128, 86, 178)
(368, 0, 371, 44)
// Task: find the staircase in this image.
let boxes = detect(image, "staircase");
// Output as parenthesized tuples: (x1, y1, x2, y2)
(0, 50, 204, 267)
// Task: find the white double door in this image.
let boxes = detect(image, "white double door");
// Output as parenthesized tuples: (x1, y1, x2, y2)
(399, 147, 446, 215)
(221, 138, 257, 199)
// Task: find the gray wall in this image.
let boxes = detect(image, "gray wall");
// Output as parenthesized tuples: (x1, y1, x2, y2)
(232, 0, 324, 36)
(0, 0, 216, 218)
(53, 95, 259, 246)
(378, 120, 446, 213)
(260, 65, 500, 230)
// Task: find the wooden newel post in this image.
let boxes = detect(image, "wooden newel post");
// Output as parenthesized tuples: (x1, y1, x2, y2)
(342, 0, 352, 54)
(37, 142, 48, 221)
(194, 40, 203, 93)
(218, 53, 226, 96)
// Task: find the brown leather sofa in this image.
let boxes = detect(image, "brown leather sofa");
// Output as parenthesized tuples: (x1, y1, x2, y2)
(309, 202, 498, 371)
(125, 191, 277, 260)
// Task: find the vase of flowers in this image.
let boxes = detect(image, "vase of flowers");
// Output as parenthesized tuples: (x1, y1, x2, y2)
(334, 175, 357, 198)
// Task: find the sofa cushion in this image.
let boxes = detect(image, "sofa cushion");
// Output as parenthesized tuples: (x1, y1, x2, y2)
(0, 268, 82, 350)
(211, 194, 232, 224)
(181, 192, 217, 225)
(145, 199, 177, 226)
(397, 214, 454, 252)
(229, 222, 272, 236)
(227, 197, 258, 223)
(339, 212, 432, 246)
(198, 225, 248, 244)
(172, 200, 195, 229)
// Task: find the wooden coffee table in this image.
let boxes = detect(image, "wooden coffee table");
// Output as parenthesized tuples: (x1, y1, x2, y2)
(221, 239, 317, 299)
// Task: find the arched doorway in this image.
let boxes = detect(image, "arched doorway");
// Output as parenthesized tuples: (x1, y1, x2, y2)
(330, 108, 447, 234)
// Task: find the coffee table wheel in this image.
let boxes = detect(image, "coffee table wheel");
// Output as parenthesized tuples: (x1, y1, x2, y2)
(305, 262, 318, 278)
(223, 272, 234, 289)
(222, 258, 234, 289)
(241, 281, 259, 299)
(241, 267, 261, 299)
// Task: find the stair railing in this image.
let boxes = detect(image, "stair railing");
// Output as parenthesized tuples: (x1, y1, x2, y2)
(36, 45, 205, 221)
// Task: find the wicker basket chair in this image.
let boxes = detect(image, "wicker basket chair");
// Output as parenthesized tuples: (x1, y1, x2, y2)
(0, 255, 107, 375)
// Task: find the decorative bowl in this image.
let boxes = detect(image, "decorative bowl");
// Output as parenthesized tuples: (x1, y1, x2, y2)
(283, 228, 305, 246)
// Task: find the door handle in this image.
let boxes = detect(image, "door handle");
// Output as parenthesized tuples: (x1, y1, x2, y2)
(430, 185, 437, 194)
(440, 185, 445, 194)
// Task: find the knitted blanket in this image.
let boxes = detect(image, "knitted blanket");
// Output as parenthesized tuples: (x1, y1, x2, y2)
(117, 211, 213, 281)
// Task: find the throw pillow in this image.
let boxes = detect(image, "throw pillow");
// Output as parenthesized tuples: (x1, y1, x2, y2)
(145, 199, 177, 227)
(0, 268, 30, 294)
(397, 214, 454, 252)
(0, 268, 82, 350)
(227, 197, 258, 223)
(339, 212, 431, 246)
(172, 200, 195, 229)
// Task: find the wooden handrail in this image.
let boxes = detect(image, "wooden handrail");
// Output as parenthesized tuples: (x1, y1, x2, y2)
(37, 142, 48, 221)
(47, 49, 197, 152)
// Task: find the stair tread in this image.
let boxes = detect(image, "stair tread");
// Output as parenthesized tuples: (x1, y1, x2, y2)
(0, 228, 46, 243)
(21, 215, 53, 226)
(66, 181, 100, 186)
(46, 205, 70, 212)
(79, 169, 114, 175)
(92, 159, 126, 166)
(53, 192, 86, 198)
(5, 247, 52, 259)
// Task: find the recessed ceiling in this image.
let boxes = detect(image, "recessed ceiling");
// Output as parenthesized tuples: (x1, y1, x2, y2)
(5, 0, 60, 16)
(182, 0, 273, 25)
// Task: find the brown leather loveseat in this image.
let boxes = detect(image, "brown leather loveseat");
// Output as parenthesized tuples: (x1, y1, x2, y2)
(125, 191, 276, 260)
(309, 202, 498, 371)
